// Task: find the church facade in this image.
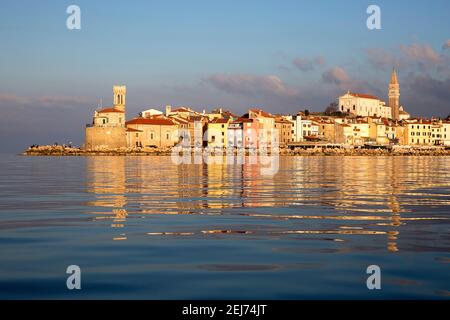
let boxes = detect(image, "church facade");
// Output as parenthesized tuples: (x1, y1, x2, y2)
(338, 69, 409, 120)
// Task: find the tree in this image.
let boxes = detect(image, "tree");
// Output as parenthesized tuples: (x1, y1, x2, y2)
(446, 115, 450, 121)
(304, 109, 310, 116)
(324, 102, 338, 115)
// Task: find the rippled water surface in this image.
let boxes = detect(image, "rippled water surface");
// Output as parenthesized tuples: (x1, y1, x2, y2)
(0, 154, 449, 299)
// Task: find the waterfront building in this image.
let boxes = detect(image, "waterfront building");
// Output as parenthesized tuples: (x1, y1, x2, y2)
(125, 116, 178, 148)
(405, 120, 444, 146)
(228, 118, 259, 149)
(274, 117, 293, 147)
(207, 118, 229, 149)
(248, 109, 276, 147)
(335, 123, 356, 144)
(317, 119, 337, 143)
(85, 85, 127, 150)
(443, 121, 450, 146)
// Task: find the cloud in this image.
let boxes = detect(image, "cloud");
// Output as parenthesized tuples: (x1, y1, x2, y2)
(366, 43, 450, 75)
(366, 48, 401, 71)
(322, 67, 350, 85)
(0, 94, 30, 105)
(402, 74, 450, 117)
(443, 40, 450, 50)
(205, 73, 298, 98)
(400, 43, 441, 64)
(0, 94, 88, 109)
(292, 56, 326, 72)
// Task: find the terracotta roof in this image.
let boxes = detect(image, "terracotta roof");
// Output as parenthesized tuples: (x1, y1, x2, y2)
(126, 117, 176, 126)
(210, 118, 229, 124)
(249, 108, 275, 118)
(347, 92, 379, 100)
(231, 117, 254, 124)
(126, 128, 143, 132)
(170, 117, 189, 124)
(172, 107, 192, 113)
(98, 107, 124, 113)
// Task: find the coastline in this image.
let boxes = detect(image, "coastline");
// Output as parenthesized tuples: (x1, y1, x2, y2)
(22, 145, 450, 157)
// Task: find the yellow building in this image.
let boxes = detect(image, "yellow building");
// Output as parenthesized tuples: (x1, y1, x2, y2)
(274, 118, 293, 147)
(406, 121, 435, 145)
(207, 118, 229, 148)
(125, 116, 179, 148)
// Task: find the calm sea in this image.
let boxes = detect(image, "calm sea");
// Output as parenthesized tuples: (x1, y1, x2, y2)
(0, 154, 449, 299)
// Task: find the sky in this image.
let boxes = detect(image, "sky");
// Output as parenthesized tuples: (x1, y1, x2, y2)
(0, 0, 449, 152)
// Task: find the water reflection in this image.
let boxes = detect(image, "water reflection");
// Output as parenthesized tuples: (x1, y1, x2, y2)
(85, 156, 450, 251)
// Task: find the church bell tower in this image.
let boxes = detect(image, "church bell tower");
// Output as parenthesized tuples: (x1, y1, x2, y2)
(113, 85, 126, 112)
(389, 68, 400, 121)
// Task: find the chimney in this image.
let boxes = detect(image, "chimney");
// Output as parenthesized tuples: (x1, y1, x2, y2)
(165, 105, 171, 116)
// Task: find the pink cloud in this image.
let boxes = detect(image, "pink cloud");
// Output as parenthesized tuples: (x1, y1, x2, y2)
(322, 67, 350, 85)
(443, 40, 450, 50)
(293, 56, 326, 72)
(205, 73, 298, 98)
(400, 43, 441, 64)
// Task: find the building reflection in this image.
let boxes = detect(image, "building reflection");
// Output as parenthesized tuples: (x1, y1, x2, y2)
(84, 155, 450, 250)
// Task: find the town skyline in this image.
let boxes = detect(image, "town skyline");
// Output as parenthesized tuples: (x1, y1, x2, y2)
(1, 0, 449, 152)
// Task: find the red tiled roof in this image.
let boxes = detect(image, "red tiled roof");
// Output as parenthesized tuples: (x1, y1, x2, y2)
(348, 92, 379, 100)
(98, 107, 124, 113)
(249, 108, 275, 118)
(210, 118, 229, 124)
(231, 117, 254, 124)
(126, 117, 176, 126)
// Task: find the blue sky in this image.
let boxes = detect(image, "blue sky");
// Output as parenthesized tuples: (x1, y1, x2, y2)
(0, 0, 449, 151)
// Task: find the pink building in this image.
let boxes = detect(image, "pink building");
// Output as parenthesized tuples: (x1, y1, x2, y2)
(228, 117, 259, 149)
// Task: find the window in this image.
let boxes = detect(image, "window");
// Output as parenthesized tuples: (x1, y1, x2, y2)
(150, 133, 154, 139)
(135, 133, 138, 137)
(353, 105, 356, 111)
(166, 133, 170, 140)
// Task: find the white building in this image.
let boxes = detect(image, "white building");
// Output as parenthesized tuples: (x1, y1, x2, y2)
(141, 108, 163, 118)
(443, 121, 450, 146)
(286, 115, 319, 142)
(339, 92, 392, 119)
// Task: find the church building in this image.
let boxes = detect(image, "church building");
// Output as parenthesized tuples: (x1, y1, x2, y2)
(338, 69, 409, 120)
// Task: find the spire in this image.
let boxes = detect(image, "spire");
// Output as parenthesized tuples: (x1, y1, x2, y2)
(390, 67, 398, 84)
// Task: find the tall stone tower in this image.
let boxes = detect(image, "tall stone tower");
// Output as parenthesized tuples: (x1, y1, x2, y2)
(389, 68, 400, 120)
(113, 85, 126, 112)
